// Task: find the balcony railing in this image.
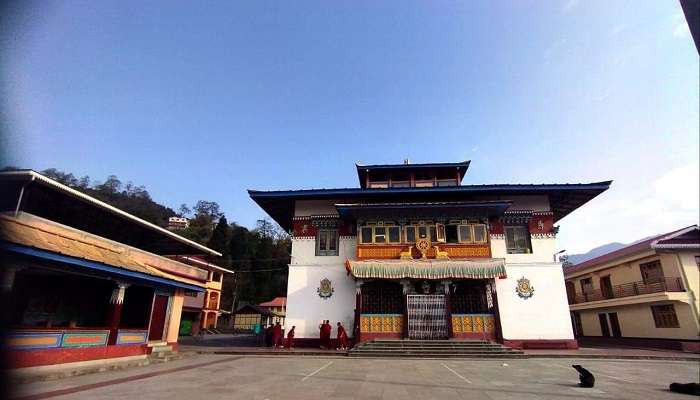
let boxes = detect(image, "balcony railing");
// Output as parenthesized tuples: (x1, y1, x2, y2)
(570, 277, 685, 304)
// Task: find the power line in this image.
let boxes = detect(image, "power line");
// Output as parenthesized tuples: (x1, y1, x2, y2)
(231, 267, 288, 273)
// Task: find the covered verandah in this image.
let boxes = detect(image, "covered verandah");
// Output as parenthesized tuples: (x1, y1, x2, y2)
(346, 258, 507, 343)
(1, 212, 207, 368)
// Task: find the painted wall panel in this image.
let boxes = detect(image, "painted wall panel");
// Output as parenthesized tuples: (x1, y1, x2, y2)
(286, 264, 356, 338)
(496, 263, 574, 340)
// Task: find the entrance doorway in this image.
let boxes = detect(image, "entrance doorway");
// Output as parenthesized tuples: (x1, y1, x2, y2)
(407, 295, 447, 339)
(148, 295, 169, 341)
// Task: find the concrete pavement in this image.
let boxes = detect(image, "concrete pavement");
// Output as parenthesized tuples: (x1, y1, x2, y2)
(11, 354, 700, 400)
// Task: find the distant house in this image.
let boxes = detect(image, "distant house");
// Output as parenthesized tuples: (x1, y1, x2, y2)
(259, 297, 287, 318)
(232, 304, 284, 333)
(564, 225, 699, 352)
(167, 217, 189, 230)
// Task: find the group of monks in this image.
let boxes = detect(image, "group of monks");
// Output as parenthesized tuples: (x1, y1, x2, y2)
(319, 320, 348, 350)
(261, 320, 348, 350)
(264, 322, 296, 350)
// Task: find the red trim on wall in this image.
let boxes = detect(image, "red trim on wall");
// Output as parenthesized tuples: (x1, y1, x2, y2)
(489, 218, 504, 234)
(292, 218, 355, 238)
(359, 332, 402, 342)
(528, 214, 554, 234)
(292, 220, 317, 238)
(453, 332, 496, 341)
(502, 339, 578, 350)
(9, 344, 148, 369)
(286, 338, 352, 348)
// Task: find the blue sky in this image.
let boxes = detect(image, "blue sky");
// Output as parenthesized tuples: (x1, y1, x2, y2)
(2, 0, 698, 253)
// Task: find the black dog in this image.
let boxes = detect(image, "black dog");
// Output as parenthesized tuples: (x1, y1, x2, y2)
(572, 364, 595, 388)
(669, 382, 700, 396)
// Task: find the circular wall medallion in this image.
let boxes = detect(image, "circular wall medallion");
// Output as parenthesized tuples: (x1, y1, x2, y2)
(515, 277, 535, 299)
(317, 278, 334, 299)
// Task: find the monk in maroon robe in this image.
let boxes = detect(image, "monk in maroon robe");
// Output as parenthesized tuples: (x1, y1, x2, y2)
(318, 321, 325, 349)
(336, 322, 348, 350)
(285, 326, 295, 350)
(272, 322, 282, 349)
(323, 320, 332, 349)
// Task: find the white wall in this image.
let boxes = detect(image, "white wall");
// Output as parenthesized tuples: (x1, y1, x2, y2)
(496, 263, 574, 340)
(285, 263, 356, 338)
(490, 236, 557, 264)
(291, 237, 356, 265)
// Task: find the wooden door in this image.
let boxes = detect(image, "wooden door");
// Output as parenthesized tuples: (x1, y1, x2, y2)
(608, 312, 622, 337)
(598, 313, 610, 337)
(600, 276, 613, 299)
(148, 295, 169, 341)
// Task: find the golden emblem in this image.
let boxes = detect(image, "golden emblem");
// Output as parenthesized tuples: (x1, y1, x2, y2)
(415, 238, 431, 259)
(515, 276, 535, 299)
(317, 278, 334, 299)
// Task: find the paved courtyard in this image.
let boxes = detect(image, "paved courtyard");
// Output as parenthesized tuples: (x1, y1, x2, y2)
(11, 355, 700, 400)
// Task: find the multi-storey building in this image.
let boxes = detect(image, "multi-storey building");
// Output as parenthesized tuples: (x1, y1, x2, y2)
(564, 225, 699, 352)
(249, 161, 610, 349)
(174, 256, 233, 335)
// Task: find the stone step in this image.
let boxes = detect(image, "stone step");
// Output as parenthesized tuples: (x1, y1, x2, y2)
(350, 349, 518, 354)
(362, 343, 501, 349)
(359, 342, 503, 347)
(351, 339, 523, 358)
(348, 353, 525, 358)
(370, 339, 490, 343)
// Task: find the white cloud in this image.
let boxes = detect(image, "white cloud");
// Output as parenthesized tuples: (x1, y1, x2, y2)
(673, 13, 690, 38)
(610, 24, 626, 36)
(673, 21, 690, 38)
(557, 161, 699, 254)
(562, 0, 580, 13)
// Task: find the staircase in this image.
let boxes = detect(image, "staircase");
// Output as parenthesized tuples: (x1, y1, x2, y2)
(147, 342, 182, 363)
(349, 339, 524, 358)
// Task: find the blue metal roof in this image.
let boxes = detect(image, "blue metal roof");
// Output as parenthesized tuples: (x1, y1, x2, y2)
(2, 242, 206, 292)
(248, 181, 612, 229)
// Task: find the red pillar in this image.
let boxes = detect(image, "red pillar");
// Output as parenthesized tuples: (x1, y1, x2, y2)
(106, 283, 128, 345)
(353, 281, 362, 345)
(444, 281, 453, 339)
(491, 279, 504, 343)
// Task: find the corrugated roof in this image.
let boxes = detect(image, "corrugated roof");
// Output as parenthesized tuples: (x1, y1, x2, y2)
(234, 304, 283, 317)
(248, 181, 612, 230)
(564, 225, 699, 276)
(259, 297, 287, 307)
(0, 211, 208, 287)
(0, 170, 221, 256)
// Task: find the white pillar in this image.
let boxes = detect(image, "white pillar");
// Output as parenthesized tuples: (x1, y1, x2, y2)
(109, 282, 129, 304)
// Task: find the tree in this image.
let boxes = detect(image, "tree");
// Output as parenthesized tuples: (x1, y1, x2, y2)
(193, 200, 222, 221)
(77, 176, 90, 189)
(208, 215, 230, 258)
(42, 168, 78, 187)
(178, 203, 191, 218)
(99, 175, 122, 195)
